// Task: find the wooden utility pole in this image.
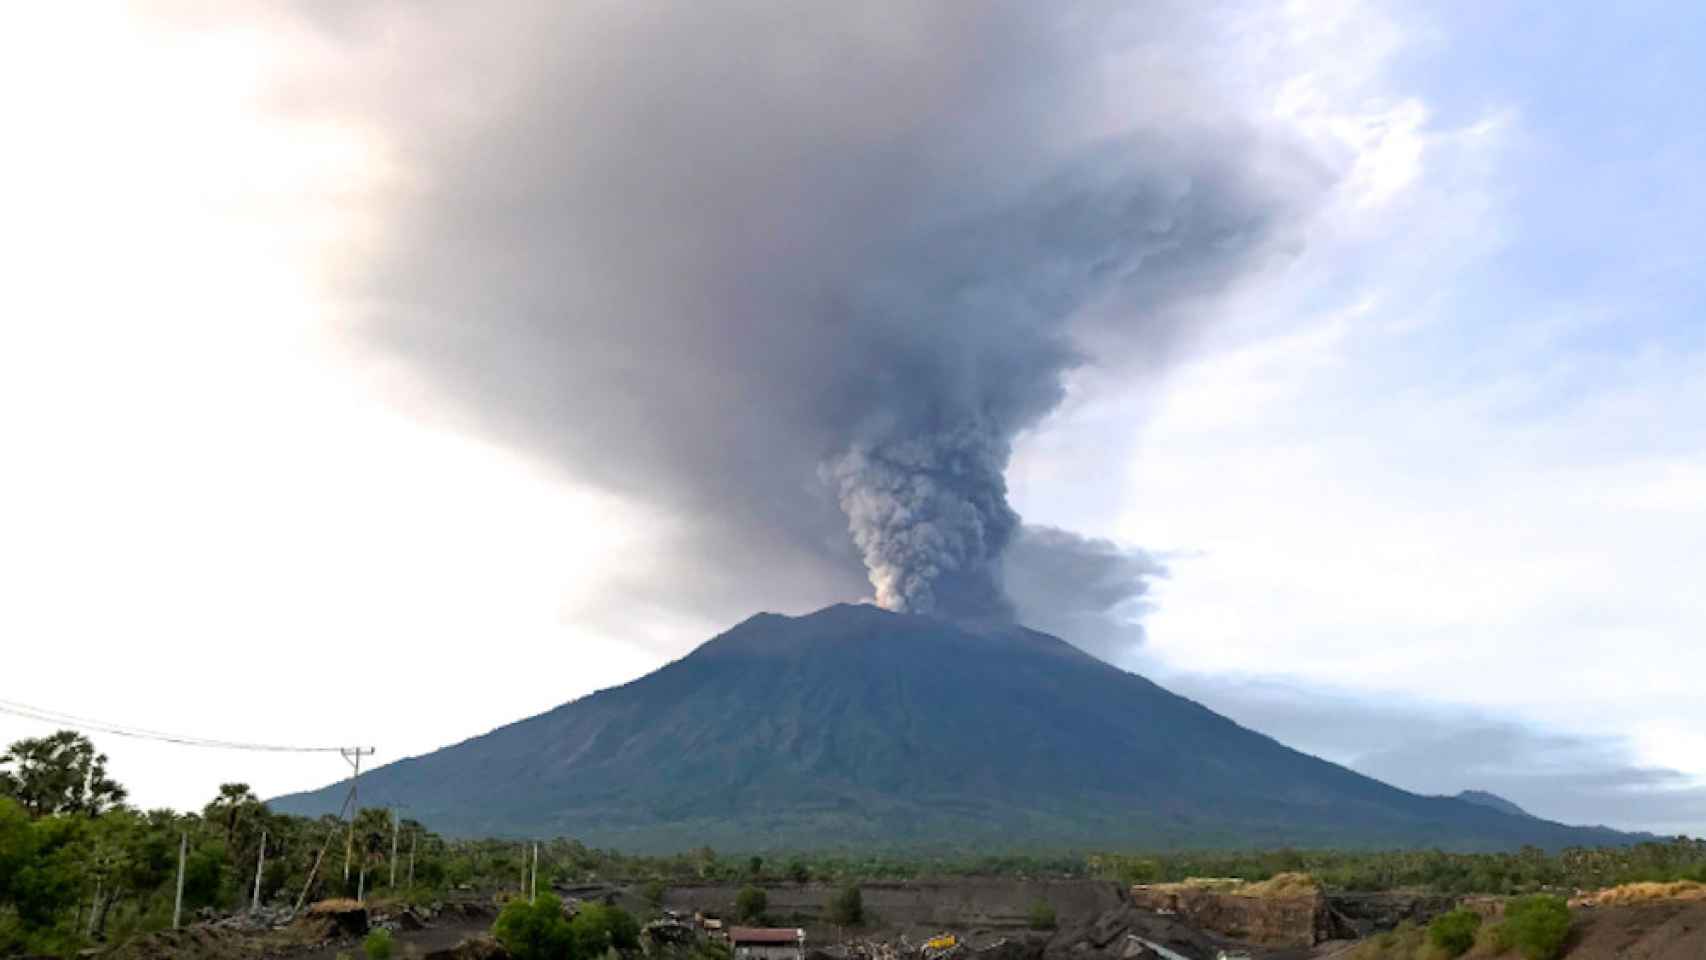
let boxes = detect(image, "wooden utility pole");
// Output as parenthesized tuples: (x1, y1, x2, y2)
(172, 832, 187, 929)
(339, 747, 375, 886)
(252, 829, 267, 912)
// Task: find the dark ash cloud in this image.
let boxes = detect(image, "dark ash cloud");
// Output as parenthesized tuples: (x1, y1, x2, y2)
(270, 1, 1331, 632)
(1002, 526, 1167, 660)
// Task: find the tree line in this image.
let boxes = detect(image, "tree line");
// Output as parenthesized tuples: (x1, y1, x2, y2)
(0, 731, 453, 956)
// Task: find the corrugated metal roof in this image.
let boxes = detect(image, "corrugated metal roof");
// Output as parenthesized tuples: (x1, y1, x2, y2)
(729, 927, 804, 944)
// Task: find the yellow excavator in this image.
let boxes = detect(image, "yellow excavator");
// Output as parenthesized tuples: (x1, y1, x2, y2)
(921, 934, 960, 960)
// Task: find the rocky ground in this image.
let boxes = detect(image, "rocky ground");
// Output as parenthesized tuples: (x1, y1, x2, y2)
(100, 898, 497, 960)
(80, 878, 1706, 960)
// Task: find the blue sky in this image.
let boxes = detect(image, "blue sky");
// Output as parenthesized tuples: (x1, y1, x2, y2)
(0, 1, 1701, 836)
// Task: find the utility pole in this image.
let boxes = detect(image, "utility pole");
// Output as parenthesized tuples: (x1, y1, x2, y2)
(252, 829, 267, 913)
(389, 810, 400, 889)
(531, 843, 539, 903)
(407, 829, 417, 888)
(339, 747, 375, 886)
(173, 832, 187, 929)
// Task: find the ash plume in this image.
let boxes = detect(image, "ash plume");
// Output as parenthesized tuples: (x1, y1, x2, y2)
(254, 0, 1334, 637)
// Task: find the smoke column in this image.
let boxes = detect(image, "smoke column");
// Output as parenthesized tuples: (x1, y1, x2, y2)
(248, 0, 1333, 637)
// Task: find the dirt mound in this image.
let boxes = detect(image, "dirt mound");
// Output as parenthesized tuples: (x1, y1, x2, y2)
(303, 898, 370, 937)
(1556, 900, 1706, 960)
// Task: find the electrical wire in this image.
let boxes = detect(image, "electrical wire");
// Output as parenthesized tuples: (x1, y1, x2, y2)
(0, 697, 367, 754)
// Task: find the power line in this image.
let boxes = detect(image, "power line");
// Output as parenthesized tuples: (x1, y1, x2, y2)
(0, 697, 362, 754)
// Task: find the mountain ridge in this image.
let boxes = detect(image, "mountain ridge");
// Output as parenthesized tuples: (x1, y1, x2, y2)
(271, 604, 1641, 852)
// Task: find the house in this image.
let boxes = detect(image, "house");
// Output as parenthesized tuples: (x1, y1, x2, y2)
(729, 927, 806, 960)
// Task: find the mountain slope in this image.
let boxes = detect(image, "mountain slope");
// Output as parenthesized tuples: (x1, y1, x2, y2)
(1455, 790, 1534, 818)
(271, 604, 1639, 851)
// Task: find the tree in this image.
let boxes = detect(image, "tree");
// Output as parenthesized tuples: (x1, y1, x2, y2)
(735, 885, 767, 923)
(828, 884, 863, 926)
(573, 901, 640, 954)
(363, 927, 395, 960)
(1027, 899, 1056, 931)
(493, 892, 576, 960)
(748, 855, 764, 878)
(1427, 908, 1481, 957)
(1496, 895, 1571, 960)
(786, 859, 810, 884)
(0, 731, 127, 817)
(203, 783, 260, 848)
(0, 795, 85, 932)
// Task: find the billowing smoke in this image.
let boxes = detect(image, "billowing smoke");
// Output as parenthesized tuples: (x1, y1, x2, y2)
(247, 0, 1334, 640)
(828, 424, 1019, 619)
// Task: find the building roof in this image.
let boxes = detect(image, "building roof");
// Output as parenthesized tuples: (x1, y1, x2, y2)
(729, 927, 805, 944)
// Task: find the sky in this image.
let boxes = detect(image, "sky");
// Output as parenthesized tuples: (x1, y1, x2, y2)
(1, 1, 1702, 837)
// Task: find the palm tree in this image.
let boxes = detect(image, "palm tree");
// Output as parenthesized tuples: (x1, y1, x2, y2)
(204, 782, 260, 849)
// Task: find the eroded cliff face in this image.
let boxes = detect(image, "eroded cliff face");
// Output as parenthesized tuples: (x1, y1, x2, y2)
(1129, 884, 1461, 948)
(1129, 886, 1323, 949)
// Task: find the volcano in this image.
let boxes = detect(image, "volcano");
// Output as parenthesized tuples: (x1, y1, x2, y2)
(270, 604, 1635, 851)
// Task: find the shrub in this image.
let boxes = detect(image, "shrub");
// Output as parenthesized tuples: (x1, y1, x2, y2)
(1499, 895, 1571, 960)
(1426, 909, 1481, 957)
(643, 879, 667, 908)
(573, 901, 641, 954)
(493, 892, 575, 960)
(1027, 899, 1056, 930)
(363, 927, 394, 960)
(736, 885, 768, 923)
(828, 884, 864, 926)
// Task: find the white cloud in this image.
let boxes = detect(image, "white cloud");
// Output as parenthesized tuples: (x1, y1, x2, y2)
(0, 5, 672, 810)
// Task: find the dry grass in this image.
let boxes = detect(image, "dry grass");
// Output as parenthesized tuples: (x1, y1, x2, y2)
(1240, 872, 1321, 899)
(1137, 872, 1320, 899)
(1578, 880, 1706, 906)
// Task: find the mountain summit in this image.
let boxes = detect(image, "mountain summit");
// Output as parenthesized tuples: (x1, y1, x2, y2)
(271, 604, 1633, 851)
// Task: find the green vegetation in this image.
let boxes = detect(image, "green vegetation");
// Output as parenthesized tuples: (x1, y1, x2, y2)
(1027, 899, 1056, 930)
(1348, 920, 1425, 960)
(494, 893, 577, 960)
(572, 900, 641, 954)
(1425, 908, 1481, 957)
(491, 894, 641, 960)
(828, 884, 863, 926)
(362, 926, 394, 960)
(1491, 895, 1571, 960)
(735, 884, 768, 923)
(0, 731, 455, 957)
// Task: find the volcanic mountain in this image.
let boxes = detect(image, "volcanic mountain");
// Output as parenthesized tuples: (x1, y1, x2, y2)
(271, 604, 1635, 851)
